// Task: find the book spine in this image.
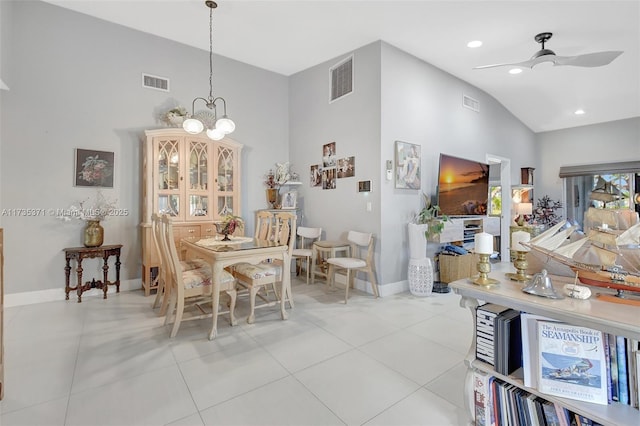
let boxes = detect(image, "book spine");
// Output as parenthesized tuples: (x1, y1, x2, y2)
(609, 333, 619, 402)
(603, 333, 612, 404)
(616, 335, 629, 405)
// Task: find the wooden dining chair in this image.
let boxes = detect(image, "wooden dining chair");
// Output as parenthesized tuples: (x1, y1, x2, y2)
(161, 215, 238, 337)
(292, 226, 322, 284)
(326, 231, 379, 304)
(232, 211, 297, 324)
(255, 210, 274, 240)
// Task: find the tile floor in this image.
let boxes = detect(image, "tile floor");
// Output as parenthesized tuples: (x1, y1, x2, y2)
(0, 276, 474, 425)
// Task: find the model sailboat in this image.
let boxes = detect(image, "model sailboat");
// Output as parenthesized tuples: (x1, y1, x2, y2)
(525, 213, 640, 295)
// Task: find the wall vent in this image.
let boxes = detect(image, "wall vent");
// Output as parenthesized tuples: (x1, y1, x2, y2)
(142, 73, 170, 92)
(462, 94, 480, 112)
(330, 55, 353, 103)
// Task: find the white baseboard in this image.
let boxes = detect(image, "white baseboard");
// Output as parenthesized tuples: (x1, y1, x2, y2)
(5, 278, 142, 307)
(334, 274, 408, 297)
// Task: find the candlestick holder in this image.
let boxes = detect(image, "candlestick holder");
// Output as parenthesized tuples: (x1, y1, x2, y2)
(472, 253, 499, 286)
(505, 250, 532, 282)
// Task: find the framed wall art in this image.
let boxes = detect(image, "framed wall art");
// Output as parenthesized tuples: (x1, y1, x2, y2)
(395, 141, 420, 189)
(75, 149, 114, 188)
(281, 190, 298, 209)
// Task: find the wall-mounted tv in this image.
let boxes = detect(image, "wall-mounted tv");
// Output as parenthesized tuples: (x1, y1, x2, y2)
(436, 153, 489, 216)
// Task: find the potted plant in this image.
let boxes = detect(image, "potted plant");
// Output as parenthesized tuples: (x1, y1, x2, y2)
(409, 193, 449, 258)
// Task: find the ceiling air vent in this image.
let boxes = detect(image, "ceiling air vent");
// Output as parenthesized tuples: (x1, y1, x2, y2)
(330, 55, 353, 103)
(462, 94, 480, 112)
(142, 73, 170, 92)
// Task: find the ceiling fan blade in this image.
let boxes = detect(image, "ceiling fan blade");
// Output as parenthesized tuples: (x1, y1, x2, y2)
(553, 51, 623, 67)
(473, 59, 534, 70)
(473, 55, 554, 70)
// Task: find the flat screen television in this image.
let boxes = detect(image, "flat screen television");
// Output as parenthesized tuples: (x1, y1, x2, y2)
(436, 153, 489, 216)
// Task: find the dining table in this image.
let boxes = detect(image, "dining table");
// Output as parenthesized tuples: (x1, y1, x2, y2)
(181, 235, 291, 340)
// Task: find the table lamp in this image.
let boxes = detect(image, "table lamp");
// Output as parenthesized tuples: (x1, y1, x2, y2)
(516, 202, 532, 226)
(473, 232, 499, 286)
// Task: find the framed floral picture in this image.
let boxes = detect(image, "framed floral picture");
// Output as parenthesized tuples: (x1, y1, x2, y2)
(75, 149, 114, 188)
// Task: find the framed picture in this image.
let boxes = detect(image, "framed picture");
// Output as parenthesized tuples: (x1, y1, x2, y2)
(281, 190, 297, 209)
(322, 142, 336, 167)
(310, 164, 322, 187)
(395, 141, 420, 189)
(337, 156, 355, 178)
(75, 149, 114, 188)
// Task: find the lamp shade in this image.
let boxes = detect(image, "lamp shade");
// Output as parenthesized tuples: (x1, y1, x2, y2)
(216, 116, 236, 134)
(206, 127, 225, 141)
(517, 202, 533, 215)
(183, 118, 204, 134)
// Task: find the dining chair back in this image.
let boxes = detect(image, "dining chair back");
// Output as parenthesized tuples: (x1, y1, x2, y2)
(151, 214, 170, 314)
(255, 210, 274, 241)
(161, 215, 238, 337)
(291, 226, 322, 284)
(326, 231, 379, 303)
(232, 211, 297, 324)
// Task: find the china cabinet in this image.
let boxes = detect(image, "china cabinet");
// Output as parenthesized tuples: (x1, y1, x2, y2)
(141, 129, 243, 295)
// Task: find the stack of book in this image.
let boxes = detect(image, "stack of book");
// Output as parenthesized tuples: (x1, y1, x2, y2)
(475, 303, 522, 375)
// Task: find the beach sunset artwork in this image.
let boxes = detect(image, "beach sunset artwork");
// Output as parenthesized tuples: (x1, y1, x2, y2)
(437, 154, 489, 216)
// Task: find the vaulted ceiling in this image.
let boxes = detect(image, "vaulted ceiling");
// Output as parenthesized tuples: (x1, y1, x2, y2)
(44, 0, 640, 133)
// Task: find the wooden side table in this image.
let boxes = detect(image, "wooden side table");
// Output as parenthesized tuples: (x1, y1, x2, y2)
(310, 240, 350, 284)
(64, 244, 122, 303)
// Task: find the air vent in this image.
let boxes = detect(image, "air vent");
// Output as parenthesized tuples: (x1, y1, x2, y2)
(142, 73, 170, 92)
(462, 94, 480, 112)
(330, 55, 353, 102)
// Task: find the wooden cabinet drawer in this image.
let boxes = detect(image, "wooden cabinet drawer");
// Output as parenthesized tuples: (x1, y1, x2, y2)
(201, 224, 216, 237)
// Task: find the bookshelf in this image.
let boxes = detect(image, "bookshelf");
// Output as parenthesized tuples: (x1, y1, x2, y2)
(449, 268, 640, 425)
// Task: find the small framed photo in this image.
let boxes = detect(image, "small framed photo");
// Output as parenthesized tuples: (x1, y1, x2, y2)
(322, 142, 336, 167)
(395, 141, 420, 189)
(281, 190, 297, 209)
(75, 148, 114, 188)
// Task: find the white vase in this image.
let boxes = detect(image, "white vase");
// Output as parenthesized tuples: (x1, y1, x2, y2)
(408, 223, 428, 259)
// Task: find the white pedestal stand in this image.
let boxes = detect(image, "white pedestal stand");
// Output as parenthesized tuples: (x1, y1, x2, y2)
(408, 223, 434, 296)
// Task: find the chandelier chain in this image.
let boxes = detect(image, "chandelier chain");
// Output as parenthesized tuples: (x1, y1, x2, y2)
(208, 3, 214, 103)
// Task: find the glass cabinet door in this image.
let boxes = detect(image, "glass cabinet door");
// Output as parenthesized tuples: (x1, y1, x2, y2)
(186, 140, 211, 220)
(156, 139, 181, 218)
(215, 145, 236, 216)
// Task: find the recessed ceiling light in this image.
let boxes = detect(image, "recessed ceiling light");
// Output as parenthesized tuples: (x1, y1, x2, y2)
(509, 68, 523, 75)
(574, 109, 585, 115)
(467, 40, 483, 48)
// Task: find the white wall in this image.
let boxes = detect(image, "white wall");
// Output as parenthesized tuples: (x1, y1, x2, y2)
(535, 117, 640, 203)
(0, 1, 288, 294)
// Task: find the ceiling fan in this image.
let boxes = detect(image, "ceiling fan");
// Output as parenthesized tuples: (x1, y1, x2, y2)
(474, 32, 623, 70)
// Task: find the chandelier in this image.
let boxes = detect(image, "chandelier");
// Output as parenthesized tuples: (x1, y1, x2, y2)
(183, 0, 235, 140)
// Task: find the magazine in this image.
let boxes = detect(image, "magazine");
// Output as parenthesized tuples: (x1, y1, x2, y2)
(537, 321, 608, 405)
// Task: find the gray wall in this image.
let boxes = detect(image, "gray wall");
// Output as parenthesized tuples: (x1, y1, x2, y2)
(0, 1, 288, 294)
(535, 117, 640, 204)
(289, 41, 537, 288)
(379, 42, 537, 285)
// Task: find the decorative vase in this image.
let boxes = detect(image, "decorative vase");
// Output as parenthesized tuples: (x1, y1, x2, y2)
(266, 188, 278, 209)
(408, 257, 434, 296)
(83, 220, 104, 247)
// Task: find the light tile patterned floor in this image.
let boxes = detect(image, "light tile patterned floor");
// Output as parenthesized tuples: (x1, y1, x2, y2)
(0, 275, 473, 425)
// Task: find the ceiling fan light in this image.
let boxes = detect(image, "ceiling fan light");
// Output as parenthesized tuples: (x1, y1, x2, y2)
(206, 127, 225, 141)
(216, 116, 236, 134)
(509, 68, 523, 74)
(467, 40, 483, 48)
(183, 118, 204, 134)
(574, 109, 585, 115)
